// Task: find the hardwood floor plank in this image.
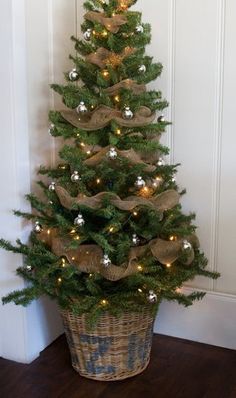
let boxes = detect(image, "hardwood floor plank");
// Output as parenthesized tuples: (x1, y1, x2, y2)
(0, 334, 235, 398)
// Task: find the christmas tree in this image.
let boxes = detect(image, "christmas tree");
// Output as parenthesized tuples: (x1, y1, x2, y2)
(1, 0, 219, 326)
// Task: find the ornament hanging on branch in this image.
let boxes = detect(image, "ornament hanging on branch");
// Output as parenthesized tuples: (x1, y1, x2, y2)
(83, 28, 92, 41)
(147, 290, 158, 304)
(158, 114, 165, 123)
(157, 158, 165, 167)
(71, 171, 81, 183)
(107, 147, 118, 160)
(183, 240, 192, 251)
(138, 64, 146, 74)
(135, 176, 146, 189)
(49, 182, 56, 192)
(122, 106, 134, 120)
(135, 25, 144, 34)
(74, 213, 85, 227)
(76, 101, 88, 115)
(132, 234, 140, 246)
(48, 123, 55, 135)
(101, 254, 111, 268)
(69, 69, 79, 82)
(34, 221, 43, 234)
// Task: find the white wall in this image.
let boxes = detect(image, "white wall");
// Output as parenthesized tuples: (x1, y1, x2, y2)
(0, 0, 64, 363)
(1, 0, 236, 362)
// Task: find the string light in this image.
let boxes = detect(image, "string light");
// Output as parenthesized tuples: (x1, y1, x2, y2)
(140, 186, 154, 198)
(70, 229, 76, 235)
(86, 150, 91, 155)
(166, 263, 172, 268)
(89, 273, 93, 278)
(102, 70, 109, 78)
(96, 178, 101, 184)
(61, 258, 66, 268)
(153, 176, 162, 188)
(72, 257, 76, 261)
(58, 278, 62, 284)
(114, 95, 120, 103)
(47, 229, 51, 235)
(74, 235, 80, 241)
(109, 227, 114, 233)
(116, 128, 121, 135)
(101, 299, 108, 306)
(101, 30, 108, 37)
(118, 0, 130, 11)
(133, 211, 138, 216)
(76, 133, 80, 137)
(80, 142, 85, 147)
(169, 236, 177, 241)
(137, 265, 143, 272)
(138, 288, 143, 293)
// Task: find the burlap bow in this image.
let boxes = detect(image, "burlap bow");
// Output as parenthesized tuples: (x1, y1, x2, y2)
(84, 11, 128, 33)
(61, 105, 156, 130)
(55, 186, 180, 213)
(39, 230, 198, 281)
(85, 47, 135, 68)
(83, 147, 156, 172)
(104, 79, 146, 96)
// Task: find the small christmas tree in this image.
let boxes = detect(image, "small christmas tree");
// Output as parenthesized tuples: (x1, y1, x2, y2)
(1, 0, 219, 327)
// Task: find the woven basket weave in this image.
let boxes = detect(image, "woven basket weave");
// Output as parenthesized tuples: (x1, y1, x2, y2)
(61, 308, 155, 381)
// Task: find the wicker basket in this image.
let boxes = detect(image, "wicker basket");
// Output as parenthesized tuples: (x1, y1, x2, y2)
(61, 308, 155, 381)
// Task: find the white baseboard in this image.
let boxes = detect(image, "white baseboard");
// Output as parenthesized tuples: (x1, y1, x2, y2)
(154, 288, 236, 350)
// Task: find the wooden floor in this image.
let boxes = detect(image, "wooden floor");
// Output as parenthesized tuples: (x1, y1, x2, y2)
(0, 334, 235, 398)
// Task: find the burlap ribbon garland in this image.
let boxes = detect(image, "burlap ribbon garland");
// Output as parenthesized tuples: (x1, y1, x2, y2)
(104, 79, 146, 96)
(84, 11, 128, 33)
(39, 230, 198, 281)
(84, 146, 156, 172)
(85, 47, 135, 69)
(61, 105, 156, 130)
(55, 186, 180, 213)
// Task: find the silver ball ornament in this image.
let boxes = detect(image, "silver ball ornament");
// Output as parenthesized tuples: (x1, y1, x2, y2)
(135, 25, 144, 34)
(71, 171, 81, 183)
(183, 240, 192, 251)
(132, 234, 140, 246)
(69, 68, 79, 82)
(147, 290, 158, 304)
(83, 28, 92, 41)
(49, 182, 56, 192)
(157, 158, 165, 167)
(76, 101, 88, 114)
(122, 106, 133, 120)
(135, 176, 146, 189)
(34, 221, 43, 234)
(138, 64, 146, 73)
(107, 147, 118, 160)
(74, 213, 85, 227)
(158, 114, 165, 123)
(101, 254, 111, 268)
(48, 123, 55, 135)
